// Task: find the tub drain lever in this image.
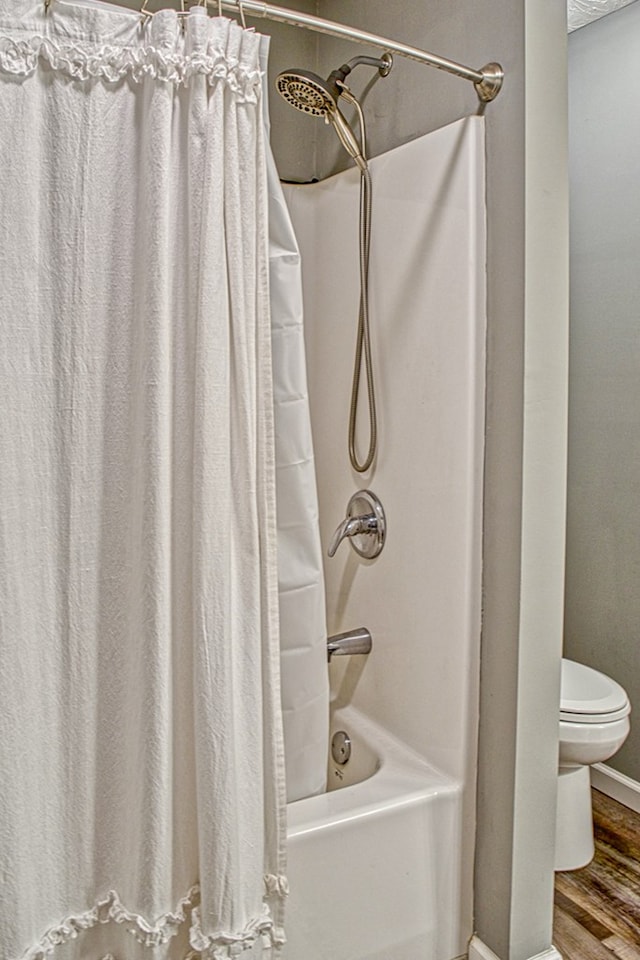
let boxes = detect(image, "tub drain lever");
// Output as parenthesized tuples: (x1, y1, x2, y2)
(327, 627, 372, 662)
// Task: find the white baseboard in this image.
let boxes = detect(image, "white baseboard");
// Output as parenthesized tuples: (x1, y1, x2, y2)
(468, 936, 562, 960)
(591, 762, 640, 815)
(468, 939, 500, 960)
(468, 940, 498, 960)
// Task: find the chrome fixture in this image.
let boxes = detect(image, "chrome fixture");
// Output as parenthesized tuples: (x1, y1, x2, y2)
(327, 627, 373, 662)
(328, 490, 386, 559)
(276, 68, 367, 171)
(275, 54, 391, 173)
(331, 730, 352, 764)
(276, 60, 385, 472)
(190, 1, 504, 102)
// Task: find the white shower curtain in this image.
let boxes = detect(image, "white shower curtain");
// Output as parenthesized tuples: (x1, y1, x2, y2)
(0, 2, 326, 958)
(262, 47, 329, 807)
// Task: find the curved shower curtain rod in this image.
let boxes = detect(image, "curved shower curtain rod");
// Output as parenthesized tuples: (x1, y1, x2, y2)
(44, 0, 504, 102)
(216, 0, 504, 103)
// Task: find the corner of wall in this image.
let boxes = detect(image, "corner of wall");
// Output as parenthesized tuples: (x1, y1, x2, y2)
(474, 1, 568, 958)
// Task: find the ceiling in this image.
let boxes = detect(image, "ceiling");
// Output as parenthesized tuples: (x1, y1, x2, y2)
(568, 0, 638, 31)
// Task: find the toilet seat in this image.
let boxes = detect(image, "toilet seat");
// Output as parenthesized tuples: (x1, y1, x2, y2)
(560, 658, 631, 724)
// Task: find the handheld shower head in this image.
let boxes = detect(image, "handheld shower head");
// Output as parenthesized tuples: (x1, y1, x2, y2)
(275, 68, 368, 172)
(275, 69, 337, 118)
(328, 106, 368, 173)
(276, 55, 393, 473)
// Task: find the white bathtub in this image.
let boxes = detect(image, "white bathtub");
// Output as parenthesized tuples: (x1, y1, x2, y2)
(284, 705, 464, 960)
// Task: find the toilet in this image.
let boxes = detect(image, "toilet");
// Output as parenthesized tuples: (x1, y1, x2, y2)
(556, 658, 631, 871)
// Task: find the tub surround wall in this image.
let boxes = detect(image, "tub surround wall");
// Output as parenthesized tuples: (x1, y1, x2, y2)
(286, 117, 486, 784)
(286, 116, 485, 954)
(565, 0, 640, 787)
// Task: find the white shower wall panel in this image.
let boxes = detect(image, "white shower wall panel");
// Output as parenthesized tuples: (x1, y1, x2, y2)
(284, 117, 486, 945)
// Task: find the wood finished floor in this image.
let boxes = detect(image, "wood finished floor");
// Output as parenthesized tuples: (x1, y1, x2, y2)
(554, 789, 640, 959)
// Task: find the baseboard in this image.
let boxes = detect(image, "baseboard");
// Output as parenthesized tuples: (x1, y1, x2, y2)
(591, 762, 640, 815)
(468, 940, 500, 960)
(468, 936, 562, 960)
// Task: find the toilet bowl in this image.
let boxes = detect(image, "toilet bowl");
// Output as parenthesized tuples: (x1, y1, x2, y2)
(556, 658, 631, 871)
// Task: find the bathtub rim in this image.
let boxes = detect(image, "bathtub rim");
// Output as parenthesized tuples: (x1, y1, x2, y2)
(287, 703, 462, 839)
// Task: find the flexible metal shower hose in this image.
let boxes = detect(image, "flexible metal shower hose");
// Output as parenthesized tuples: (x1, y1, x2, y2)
(348, 163, 377, 473)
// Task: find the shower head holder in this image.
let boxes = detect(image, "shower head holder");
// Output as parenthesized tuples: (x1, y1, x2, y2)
(326, 52, 393, 96)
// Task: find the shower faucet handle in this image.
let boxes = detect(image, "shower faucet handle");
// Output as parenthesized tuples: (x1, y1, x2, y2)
(328, 514, 373, 557)
(327, 489, 386, 559)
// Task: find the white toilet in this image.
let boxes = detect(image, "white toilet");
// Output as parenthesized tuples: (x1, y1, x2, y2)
(556, 658, 631, 871)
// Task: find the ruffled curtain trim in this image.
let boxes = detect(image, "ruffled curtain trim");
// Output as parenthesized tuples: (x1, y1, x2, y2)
(0, 35, 263, 97)
(19, 876, 289, 960)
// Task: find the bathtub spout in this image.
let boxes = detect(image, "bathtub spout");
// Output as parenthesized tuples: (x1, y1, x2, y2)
(327, 627, 372, 662)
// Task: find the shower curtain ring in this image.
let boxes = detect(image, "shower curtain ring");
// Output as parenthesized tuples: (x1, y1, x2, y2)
(237, 0, 247, 28)
(140, 0, 153, 23)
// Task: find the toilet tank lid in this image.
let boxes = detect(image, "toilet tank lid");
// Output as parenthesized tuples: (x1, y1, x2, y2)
(561, 658, 630, 717)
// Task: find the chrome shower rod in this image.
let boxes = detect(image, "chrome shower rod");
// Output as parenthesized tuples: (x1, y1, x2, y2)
(214, 0, 504, 102)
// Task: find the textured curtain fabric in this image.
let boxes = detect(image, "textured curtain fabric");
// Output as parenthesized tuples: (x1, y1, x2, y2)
(0, 3, 312, 957)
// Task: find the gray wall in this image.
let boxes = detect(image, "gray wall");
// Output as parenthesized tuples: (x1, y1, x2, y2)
(269, 4, 567, 960)
(565, 1, 640, 782)
(263, 0, 319, 183)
